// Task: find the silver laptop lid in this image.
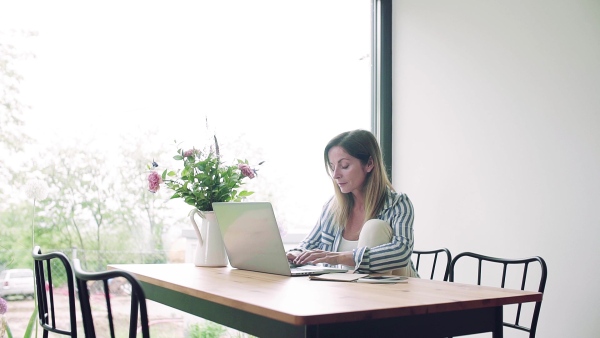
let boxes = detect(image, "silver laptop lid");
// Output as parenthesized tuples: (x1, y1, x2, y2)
(212, 202, 294, 276)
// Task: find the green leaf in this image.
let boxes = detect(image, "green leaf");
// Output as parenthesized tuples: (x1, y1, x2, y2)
(22, 308, 37, 338)
(238, 190, 254, 197)
(5, 321, 13, 338)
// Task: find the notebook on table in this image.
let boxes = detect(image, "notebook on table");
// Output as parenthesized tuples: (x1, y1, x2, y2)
(212, 201, 350, 277)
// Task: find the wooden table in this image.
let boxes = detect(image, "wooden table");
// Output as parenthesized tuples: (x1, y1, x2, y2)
(108, 263, 542, 338)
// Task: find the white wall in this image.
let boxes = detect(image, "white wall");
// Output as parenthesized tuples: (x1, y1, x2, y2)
(392, 1, 600, 337)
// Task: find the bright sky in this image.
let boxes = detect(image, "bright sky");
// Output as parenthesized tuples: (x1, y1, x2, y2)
(3, 1, 368, 139)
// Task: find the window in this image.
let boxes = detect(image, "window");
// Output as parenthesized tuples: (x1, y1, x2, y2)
(3, 1, 372, 244)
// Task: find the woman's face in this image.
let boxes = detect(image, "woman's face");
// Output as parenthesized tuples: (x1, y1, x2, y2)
(328, 146, 373, 196)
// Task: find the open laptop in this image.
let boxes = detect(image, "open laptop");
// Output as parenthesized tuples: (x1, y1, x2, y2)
(212, 201, 350, 276)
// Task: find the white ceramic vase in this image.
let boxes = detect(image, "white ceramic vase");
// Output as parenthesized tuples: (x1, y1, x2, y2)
(189, 209, 228, 267)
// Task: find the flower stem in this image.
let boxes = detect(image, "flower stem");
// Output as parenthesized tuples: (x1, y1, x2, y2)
(31, 199, 36, 249)
(30, 198, 39, 337)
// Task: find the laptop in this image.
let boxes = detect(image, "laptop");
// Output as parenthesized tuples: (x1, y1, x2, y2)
(212, 201, 350, 276)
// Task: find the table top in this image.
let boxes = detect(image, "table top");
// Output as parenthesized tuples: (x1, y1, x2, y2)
(109, 263, 542, 326)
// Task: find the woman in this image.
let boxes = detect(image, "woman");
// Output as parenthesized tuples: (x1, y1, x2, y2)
(286, 129, 418, 276)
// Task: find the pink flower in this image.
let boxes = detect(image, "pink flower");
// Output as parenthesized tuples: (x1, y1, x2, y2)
(0, 297, 7, 315)
(148, 171, 163, 193)
(238, 164, 256, 179)
(183, 149, 195, 157)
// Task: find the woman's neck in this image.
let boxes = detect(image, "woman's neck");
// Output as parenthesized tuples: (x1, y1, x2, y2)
(351, 191, 366, 211)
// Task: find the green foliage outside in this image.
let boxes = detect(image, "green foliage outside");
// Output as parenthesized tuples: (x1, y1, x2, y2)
(0, 141, 174, 271)
(188, 322, 227, 338)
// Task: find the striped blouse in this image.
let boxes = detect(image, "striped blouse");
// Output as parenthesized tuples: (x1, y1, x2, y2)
(296, 189, 416, 274)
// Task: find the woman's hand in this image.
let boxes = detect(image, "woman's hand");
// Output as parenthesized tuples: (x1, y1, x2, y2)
(292, 249, 354, 267)
(286, 251, 300, 262)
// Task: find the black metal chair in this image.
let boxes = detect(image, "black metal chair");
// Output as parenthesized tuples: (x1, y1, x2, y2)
(412, 248, 452, 281)
(31, 246, 78, 337)
(73, 259, 150, 338)
(449, 252, 548, 338)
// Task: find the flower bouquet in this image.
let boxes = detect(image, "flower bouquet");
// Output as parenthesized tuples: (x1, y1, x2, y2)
(147, 135, 262, 212)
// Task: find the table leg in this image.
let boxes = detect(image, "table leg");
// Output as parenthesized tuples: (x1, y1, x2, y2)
(492, 306, 504, 338)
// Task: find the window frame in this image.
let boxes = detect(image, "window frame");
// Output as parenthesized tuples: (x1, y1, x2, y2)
(372, 0, 393, 181)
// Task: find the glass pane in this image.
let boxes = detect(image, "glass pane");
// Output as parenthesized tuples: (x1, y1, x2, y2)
(3, 0, 371, 241)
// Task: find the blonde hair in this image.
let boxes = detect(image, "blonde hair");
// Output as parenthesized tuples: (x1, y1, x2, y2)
(323, 129, 394, 229)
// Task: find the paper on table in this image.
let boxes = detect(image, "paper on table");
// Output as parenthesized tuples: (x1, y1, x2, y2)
(356, 275, 408, 284)
(309, 273, 369, 282)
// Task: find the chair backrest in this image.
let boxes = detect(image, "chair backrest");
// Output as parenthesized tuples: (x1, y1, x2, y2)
(412, 248, 452, 281)
(449, 252, 547, 338)
(31, 246, 78, 337)
(73, 260, 150, 338)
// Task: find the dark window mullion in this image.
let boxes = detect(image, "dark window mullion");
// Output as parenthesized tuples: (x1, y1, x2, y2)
(372, 0, 393, 181)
